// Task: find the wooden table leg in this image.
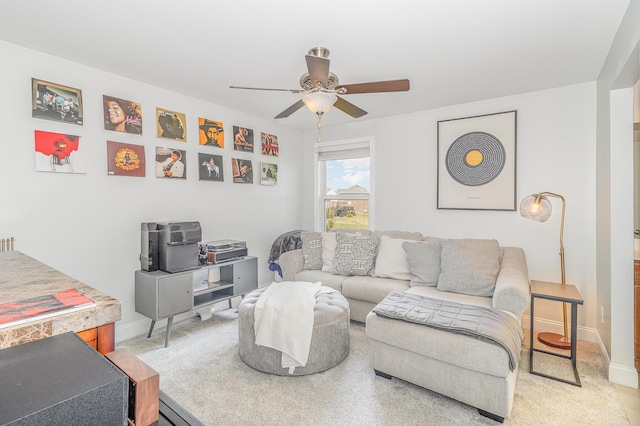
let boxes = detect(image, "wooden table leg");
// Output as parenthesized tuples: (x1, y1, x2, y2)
(96, 322, 115, 355)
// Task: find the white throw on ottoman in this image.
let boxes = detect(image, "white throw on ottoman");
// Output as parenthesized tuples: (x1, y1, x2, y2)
(238, 286, 350, 375)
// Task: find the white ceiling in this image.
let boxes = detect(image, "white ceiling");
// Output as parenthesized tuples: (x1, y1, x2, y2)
(0, 0, 630, 130)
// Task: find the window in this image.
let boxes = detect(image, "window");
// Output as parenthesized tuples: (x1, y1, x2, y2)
(314, 137, 374, 231)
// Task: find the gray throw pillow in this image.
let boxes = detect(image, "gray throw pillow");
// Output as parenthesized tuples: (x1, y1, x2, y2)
(436, 239, 502, 297)
(402, 241, 441, 286)
(301, 232, 323, 270)
(332, 232, 379, 276)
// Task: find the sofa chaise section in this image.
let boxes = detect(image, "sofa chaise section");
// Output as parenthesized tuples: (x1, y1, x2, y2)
(366, 245, 530, 422)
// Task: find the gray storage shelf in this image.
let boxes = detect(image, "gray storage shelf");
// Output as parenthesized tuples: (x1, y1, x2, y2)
(193, 283, 234, 306)
(135, 256, 257, 347)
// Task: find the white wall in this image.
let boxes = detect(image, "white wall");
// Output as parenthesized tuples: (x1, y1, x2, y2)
(304, 83, 598, 331)
(596, 0, 640, 387)
(0, 40, 305, 341)
(609, 88, 636, 386)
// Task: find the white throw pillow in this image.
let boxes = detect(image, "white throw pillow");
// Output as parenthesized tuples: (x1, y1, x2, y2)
(373, 235, 413, 280)
(321, 232, 337, 272)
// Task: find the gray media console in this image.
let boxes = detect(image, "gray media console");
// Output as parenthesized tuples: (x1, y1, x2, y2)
(135, 256, 258, 346)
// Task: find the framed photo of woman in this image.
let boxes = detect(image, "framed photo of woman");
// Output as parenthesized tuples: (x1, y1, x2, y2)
(103, 95, 142, 135)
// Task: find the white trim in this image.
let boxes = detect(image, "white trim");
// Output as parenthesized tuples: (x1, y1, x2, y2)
(116, 299, 240, 343)
(522, 314, 598, 342)
(314, 137, 372, 153)
(609, 363, 639, 388)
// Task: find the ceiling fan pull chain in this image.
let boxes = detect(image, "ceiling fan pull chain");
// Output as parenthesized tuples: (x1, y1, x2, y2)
(316, 112, 324, 142)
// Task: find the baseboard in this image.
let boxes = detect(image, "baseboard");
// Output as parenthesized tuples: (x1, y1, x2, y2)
(115, 298, 241, 344)
(609, 363, 639, 388)
(115, 318, 159, 343)
(522, 314, 638, 389)
(521, 314, 597, 342)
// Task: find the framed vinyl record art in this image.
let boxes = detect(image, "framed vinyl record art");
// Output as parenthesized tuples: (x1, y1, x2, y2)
(106, 141, 145, 177)
(32, 78, 83, 125)
(437, 110, 516, 210)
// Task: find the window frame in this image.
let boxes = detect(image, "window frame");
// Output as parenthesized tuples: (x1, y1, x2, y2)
(313, 136, 375, 232)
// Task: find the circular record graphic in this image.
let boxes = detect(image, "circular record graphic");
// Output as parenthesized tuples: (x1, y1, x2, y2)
(445, 131, 505, 186)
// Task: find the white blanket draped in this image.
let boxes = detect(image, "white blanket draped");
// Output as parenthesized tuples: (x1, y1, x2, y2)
(254, 281, 335, 373)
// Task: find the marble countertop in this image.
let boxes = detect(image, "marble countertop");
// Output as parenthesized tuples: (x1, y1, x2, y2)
(0, 251, 121, 349)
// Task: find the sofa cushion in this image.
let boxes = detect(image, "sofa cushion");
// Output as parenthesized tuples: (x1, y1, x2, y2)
(294, 270, 348, 293)
(402, 241, 441, 286)
(342, 275, 410, 304)
(301, 232, 323, 270)
(436, 239, 502, 297)
(405, 285, 492, 309)
(373, 235, 414, 280)
(422, 235, 443, 243)
(332, 233, 379, 276)
(330, 228, 372, 236)
(372, 230, 423, 241)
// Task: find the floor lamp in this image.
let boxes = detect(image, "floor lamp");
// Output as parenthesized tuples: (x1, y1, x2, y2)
(520, 192, 571, 350)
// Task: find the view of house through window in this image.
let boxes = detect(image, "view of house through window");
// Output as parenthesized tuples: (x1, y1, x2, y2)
(316, 139, 372, 231)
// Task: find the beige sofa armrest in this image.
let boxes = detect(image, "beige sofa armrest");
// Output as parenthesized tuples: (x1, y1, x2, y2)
(492, 247, 530, 319)
(279, 249, 304, 282)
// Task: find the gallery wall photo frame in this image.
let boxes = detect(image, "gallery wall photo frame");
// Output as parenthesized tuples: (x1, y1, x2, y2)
(103, 95, 142, 135)
(155, 146, 186, 179)
(156, 108, 186, 141)
(260, 162, 278, 186)
(233, 126, 254, 153)
(437, 110, 517, 211)
(198, 118, 224, 148)
(198, 152, 224, 181)
(32, 78, 83, 125)
(107, 141, 145, 177)
(261, 132, 279, 156)
(232, 158, 253, 183)
(34, 130, 86, 174)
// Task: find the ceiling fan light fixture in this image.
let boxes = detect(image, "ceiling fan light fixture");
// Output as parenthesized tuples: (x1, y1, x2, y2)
(302, 92, 337, 115)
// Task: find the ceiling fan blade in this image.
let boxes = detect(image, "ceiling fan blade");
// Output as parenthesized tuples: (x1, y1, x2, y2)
(275, 100, 305, 119)
(333, 96, 367, 118)
(230, 85, 303, 93)
(337, 79, 410, 94)
(305, 55, 330, 86)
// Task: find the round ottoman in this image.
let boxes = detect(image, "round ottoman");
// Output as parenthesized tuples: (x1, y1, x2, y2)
(238, 286, 350, 375)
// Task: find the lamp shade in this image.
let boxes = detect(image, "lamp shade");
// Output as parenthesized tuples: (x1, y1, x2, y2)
(302, 92, 338, 114)
(519, 194, 552, 222)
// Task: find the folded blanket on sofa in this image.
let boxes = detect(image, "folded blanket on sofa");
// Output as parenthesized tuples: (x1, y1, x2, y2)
(372, 291, 523, 370)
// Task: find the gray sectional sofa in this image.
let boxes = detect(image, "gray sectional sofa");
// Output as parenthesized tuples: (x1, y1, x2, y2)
(278, 229, 530, 422)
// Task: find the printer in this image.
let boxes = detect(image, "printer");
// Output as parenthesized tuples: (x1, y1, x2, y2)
(140, 221, 202, 273)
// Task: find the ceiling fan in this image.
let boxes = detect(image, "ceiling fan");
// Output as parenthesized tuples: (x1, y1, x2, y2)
(230, 47, 410, 120)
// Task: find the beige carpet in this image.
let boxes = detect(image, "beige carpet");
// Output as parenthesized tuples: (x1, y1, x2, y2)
(117, 310, 630, 425)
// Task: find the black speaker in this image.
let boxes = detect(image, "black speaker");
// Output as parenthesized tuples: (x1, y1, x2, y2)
(141, 222, 159, 271)
(0, 332, 128, 425)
